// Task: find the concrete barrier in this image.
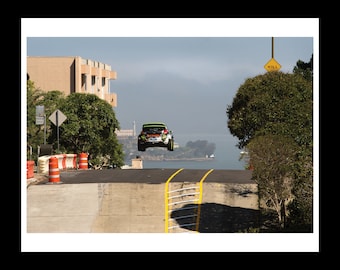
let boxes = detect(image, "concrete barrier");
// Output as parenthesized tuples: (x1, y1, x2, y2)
(27, 181, 259, 233)
(38, 154, 78, 174)
(37, 156, 50, 174)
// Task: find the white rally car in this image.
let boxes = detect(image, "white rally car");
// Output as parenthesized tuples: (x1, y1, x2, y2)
(137, 122, 174, 151)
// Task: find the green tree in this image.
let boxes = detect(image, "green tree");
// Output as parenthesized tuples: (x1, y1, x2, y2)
(48, 93, 124, 168)
(226, 67, 313, 231)
(226, 71, 312, 150)
(247, 134, 299, 228)
(293, 54, 313, 82)
(27, 80, 43, 160)
(290, 56, 314, 231)
(27, 81, 65, 161)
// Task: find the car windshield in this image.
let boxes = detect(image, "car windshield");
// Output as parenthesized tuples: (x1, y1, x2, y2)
(143, 126, 165, 133)
(142, 123, 167, 133)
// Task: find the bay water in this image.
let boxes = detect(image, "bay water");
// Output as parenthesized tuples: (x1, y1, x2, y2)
(142, 133, 246, 170)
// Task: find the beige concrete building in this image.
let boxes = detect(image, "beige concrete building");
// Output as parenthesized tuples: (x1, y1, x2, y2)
(27, 56, 118, 107)
(115, 129, 135, 138)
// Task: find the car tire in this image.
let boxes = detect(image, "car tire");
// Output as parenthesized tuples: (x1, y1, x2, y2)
(138, 142, 145, 151)
(167, 139, 174, 151)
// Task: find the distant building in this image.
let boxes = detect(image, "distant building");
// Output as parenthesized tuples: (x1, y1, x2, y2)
(115, 129, 134, 138)
(27, 56, 118, 107)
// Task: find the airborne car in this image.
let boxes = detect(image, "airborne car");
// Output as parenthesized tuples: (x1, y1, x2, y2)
(137, 122, 174, 151)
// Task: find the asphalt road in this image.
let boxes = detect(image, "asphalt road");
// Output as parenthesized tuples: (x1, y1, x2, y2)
(36, 168, 254, 185)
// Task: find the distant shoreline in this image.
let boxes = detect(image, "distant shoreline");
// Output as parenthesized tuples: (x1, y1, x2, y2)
(141, 157, 215, 162)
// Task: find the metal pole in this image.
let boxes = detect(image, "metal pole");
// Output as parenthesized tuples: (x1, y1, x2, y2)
(29, 145, 32, 160)
(272, 37, 274, 58)
(44, 114, 46, 144)
(56, 110, 59, 151)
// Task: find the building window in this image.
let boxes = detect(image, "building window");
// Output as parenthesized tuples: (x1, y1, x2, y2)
(82, 74, 87, 91)
(91, 76, 96, 93)
(97, 77, 100, 92)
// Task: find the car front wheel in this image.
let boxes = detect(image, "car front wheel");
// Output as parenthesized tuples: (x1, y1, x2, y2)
(138, 142, 145, 151)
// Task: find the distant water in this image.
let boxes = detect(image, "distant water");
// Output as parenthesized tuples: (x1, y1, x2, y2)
(142, 133, 246, 170)
(142, 159, 241, 170)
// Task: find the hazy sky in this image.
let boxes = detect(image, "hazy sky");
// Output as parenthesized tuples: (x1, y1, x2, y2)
(27, 36, 313, 137)
(21, 18, 319, 252)
(24, 18, 316, 145)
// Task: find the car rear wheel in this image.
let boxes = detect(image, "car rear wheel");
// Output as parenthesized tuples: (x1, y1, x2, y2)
(167, 139, 174, 151)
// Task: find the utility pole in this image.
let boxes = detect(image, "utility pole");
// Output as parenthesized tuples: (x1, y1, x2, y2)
(133, 120, 136, 137)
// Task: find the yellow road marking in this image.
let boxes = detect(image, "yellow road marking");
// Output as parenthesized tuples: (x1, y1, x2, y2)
(164, 168, 184, 233)
(195, 169, 214, 232)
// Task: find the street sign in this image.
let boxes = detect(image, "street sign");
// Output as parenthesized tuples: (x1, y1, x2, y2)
(36, 105, 45, 125)
(264, 58, 281, 72)
(49, 109, 67, 127)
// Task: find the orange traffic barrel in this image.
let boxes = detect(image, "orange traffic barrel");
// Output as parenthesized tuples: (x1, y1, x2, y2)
(49, 157, 60, 183)
(27, 160, 35, 179)
(78, 152, 88, 170)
